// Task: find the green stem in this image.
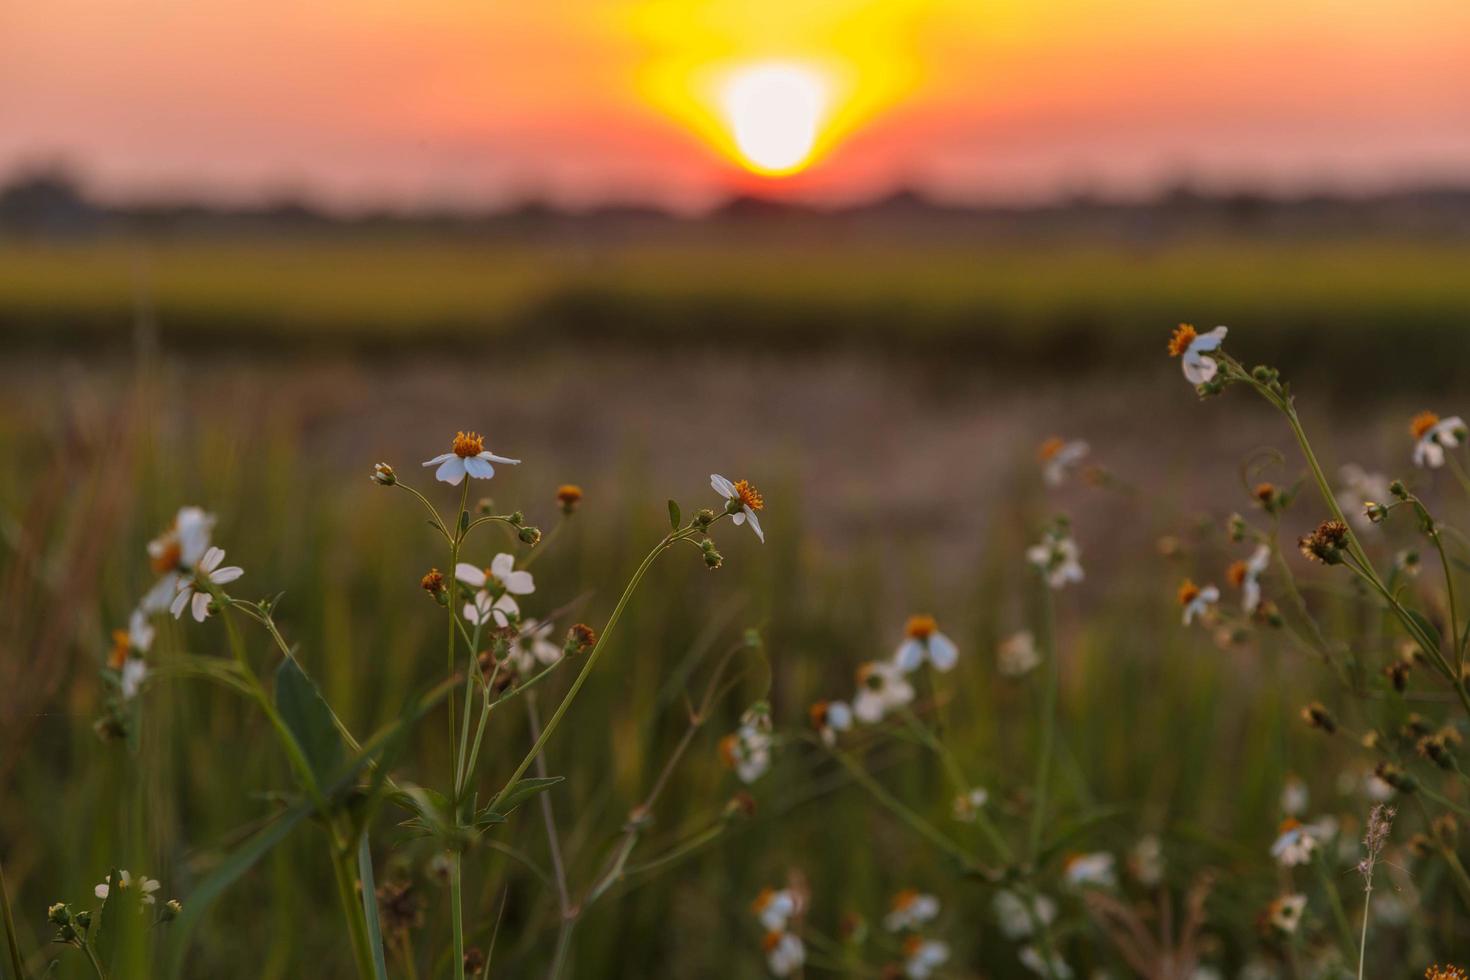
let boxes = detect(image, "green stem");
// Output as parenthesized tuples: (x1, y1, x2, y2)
(1029, 580, 1059, 860)
(81, 943, 108, 980)
(449, 852, 466, 980)
(330, 841, 377, 980)
(1314, 850, 1356, 966)
(1356, 878, 1371, 980)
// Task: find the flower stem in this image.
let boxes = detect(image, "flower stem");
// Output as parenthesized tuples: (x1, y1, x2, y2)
(1029, 579, 1059, 861)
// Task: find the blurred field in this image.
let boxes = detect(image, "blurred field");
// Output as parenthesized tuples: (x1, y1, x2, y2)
(3, 237, 1470, 387)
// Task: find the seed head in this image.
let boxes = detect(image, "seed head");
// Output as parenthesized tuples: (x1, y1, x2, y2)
(564, 623, 597, 656)
(1300, 701, 1336, 733)
(1298, 520, 1349, 564)
(420, 568, 446, 601)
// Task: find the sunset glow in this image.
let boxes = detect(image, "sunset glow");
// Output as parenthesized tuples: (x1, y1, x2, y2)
(719, 63, 830, 175)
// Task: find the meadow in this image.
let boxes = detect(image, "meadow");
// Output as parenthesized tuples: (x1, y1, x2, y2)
(2, 240, 1470, 978)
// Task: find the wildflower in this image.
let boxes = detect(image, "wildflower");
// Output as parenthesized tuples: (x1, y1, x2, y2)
(1410, 412, 1466, 469)
(997, 630, 1041, 677)
(1177, 580, 1219, 626)
(95, 871, 160, 906)
(1063, 852, 1117, 889)
(1127, 835, 1164, 887)
(762, 930, 804, 977)
(556, 483, 583, 515)
(141, 506, 216, 612)
(420, 568, 446, 599)
(902, 936, 950, 980)
(951, 787, 988, 823)
(1252, 482, 1282, 513)
(564, 623, 597, 656)
(711, 474, 765, 543)
(1337, 464, 1390, 530)
(507, 619, 562, 672)
(893, 615, 959, 673)
(1019, 944, 1074, 979)
(720, 724, 773, 784)
(883, 889, 940, 932)
(1038, 437, 1089, 488)
(112, 609, 154, 663)
(169, 547, 244, 622)
(1270, 818, 1317, 866)
(1280, 774, 1308, 816)
(1226, 544, 1271, 614)
(120, 658, 149, 701)
(993, 890, 1056, 939)
(1167, 323, 1229, 385)
(1418, 732, 1455, 770)
(808, 699, 853, 746)
(852, 660, 915, 724)
(1359, 804, 1396, 879)
(370, 462, 396, 486)
(456, 553, 534, 597)
(752, 888, 804, 932)
(160, 898, 181, 922)
(422, 431, 520, 485)
(1298, 519, 1350, 565)
(1266, 893, 1306, 934)
(1374, 761, 1415, 794)
(1300, 701, 1336, 733)
(1026, 528, 1084, 589)
(463, 590, 520, 629)
(1426, 967, 1469, 980)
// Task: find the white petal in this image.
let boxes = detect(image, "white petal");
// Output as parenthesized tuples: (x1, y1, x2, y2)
(853, 690, 884, 724)
(827, 701, 853, 730)
(199, 547, 224, 574)
(463, 456, 495, 479)
(491, 553, 516, 579)
(710, 474, 735, 499)
(503, 570, 536, 595)
(485, 452, 521, 465)
(1182, 351, 1218, 385)
(928, 632, 959, 671)
(422, 453, 454, 467)
(731, 511, 746, 526)
(743, 508, 765, 542)
(192, 591, 212, 622)
(209, 565, 244, 584)
(1189, 325, 1228, 352)
(435, 457, 467, 485)
(169, 586, 192, 619)
(455, 563, 487, 587)
(893, 639, 925, 673)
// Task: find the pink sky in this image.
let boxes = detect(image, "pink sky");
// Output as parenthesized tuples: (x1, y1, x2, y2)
(2, 0, 1468, 210)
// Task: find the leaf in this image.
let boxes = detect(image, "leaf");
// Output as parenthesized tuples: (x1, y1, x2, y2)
(667, 500, 681, 530)
(93, 868, 145, 972)
(274, 656, 345, 788)
(0, 861, 31, 980)
(1405, 609, 1443, 652)
(481, 776, 564, 823)
(356, 837, 389, 980)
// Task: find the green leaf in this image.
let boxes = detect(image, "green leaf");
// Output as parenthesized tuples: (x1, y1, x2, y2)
(274, 656, 345, 788)
(667, 500, 681, 530)
(356, 837, 389, 980)
(0, 861, 31, 980)
(482, 776, 564, 823)
(94, 867, 145, 971)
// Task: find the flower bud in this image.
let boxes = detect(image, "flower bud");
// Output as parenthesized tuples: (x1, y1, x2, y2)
(1300, 701, 1336, 734)
(509, 510, 525, 526)
(1226, 513, 1248, 541)
(564, 623, 597, 657)
(47, 903, 70, 926)
(1363, 501, 1388, 524)
(556, 484, 583, 515)
(1418, 733, 1454, 770)
(695, 509, 716, 529)
(1383, 659, 1410, 692)
(73, 910, 91, 929)
(420, 568, 447, 604)
(1374, 761, 1416, 794)
(371, 462, 396, 486)
(1434, 813, 1459, 846)
(160, 899, 182, 922)
(703, 547, 724, 570)
(475, 497, 494, 515)
(1389, 480, 1408, 500)
(518, 525, 542, 546)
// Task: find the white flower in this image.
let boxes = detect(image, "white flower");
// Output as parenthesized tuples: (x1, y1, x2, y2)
(120, 658, 149, 701)
(721, 723, 773, 784)
(1063, 852, 1117, 889)
(126, 609, 155, 654)
(1177, 581, 1219, 626)
(893, 615, 958, 673)
(711, 474, 765, 542)
(1038, 438, 1090, 488)
(422, 430, 520, 485)
(997, 630, 1041, 677)
(142, 506, 216, 612)
(455, 554, 535, 596)
(763, 931, 804, 977)
(169, 547, 244, 622)
(1280, 775, 1308, 816)
(883, 890, 940, 932)
(752, 888, 804, 932)
(463, 591, 520, 629)
(1167, 324, 1228, 386)
(903, 938, 950, 980)
(1337, 464, 1390, 531)
(1270, 819, 1318, 866)
(94, 870, 161, 906)
(1228, 544, 1271, 614)
(1026, 530, 1083, 589)
(952, 788, 988, 822)
(507, 619, 561, 672)
(994, 890, 1056, 939)
(1020, 945, 1073, 979)
(1126, 835, 1164, 887)
(1411, 412, 1465, 469)
(809, 700, 853, 746)
(1266, 893, 1306, 934)
(852, 661, 915, 724)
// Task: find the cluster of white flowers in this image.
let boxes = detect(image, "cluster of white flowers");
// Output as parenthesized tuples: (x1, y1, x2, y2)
(1270, 816, 1336, 867)
(751, 888, 805, 977)
(1409, 411, 1466, 469)
(458, 553, 535, 628)
(996, 630, 1041, 678)
(1227, 543, 1271, 614)
(721, 705, 774, 784)
(883, 891, 948, 979)
(95, 870, 161, 907)
(1062, 851, 1117, 890)
(1037, 437, 1090, 488)
(1026, 527, 1084, 589)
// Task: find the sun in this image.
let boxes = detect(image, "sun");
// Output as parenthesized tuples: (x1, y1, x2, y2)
(718, 62, 830, 176)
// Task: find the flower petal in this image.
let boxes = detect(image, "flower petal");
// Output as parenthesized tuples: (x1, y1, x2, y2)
(744, 508, 765, 543)
(435, 457, 467, 485)
(455, 563, 487, 587)
(710, 474, 736, 499)
(463, 456, 495, 479)
(422, 453, 454, 467)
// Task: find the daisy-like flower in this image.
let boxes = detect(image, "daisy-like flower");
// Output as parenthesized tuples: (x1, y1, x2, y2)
(893, 615, 959, 673)
(883, 889, 940, 932)
(1280, 774, 1308, 816)
(1063, 852, 1117, 889)
(993, 890, 1056, 940)
(852, 660, 915, 724)
(423, 430, 520, 486)
(1037, 437, 1090, 488)
(108, 609, 155, 670)
(808, 699, 853, 746)
(752, 888, 804, 932)
(1177, 579, 1219, 626)
(1270, 818, 1318, 867)
(711, 474, 766, 542)
(1266, 893, 1306, 934)
(1167, 323, 1228, 386)
(951, 787, 989, 823)
(463, 591, 520, 629)
(720, 723, 773, 784)
(762, 931, 804, 978)
(505, 618, 562, 673)
(120, 658, 150, 701)
(169, 547, 244, 622)
(1019, 945, 1074, 979)
(1337, 464, 1391, 531)
(456, 554, 535, 596)
(142, 506, 216, 613)
(1227, 544, 1271, 614)
(95, 870, 161, 906)
(1410, 412, 1466, 469)
(902, 937, 950, 980)
(1026, 529, 1084, 589)
(997, 630, 1041, 677)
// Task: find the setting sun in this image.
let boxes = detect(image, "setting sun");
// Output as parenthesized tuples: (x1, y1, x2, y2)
(719, 63, 830, 175)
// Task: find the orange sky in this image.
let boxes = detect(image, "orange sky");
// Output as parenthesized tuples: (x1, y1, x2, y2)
(2, 0, 1468, 209)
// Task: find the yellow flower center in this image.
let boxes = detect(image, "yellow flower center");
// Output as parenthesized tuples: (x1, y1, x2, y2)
(108, 630, 131, 670)
(1167, 323, 1197, 357)
(733, 479, 764, 511)
(1278, 817, 1301, 835)
(751, 887, 774, 913)
(1177, 580, 1201, 606)
(556, 484, 583, 505)
(1227, 560, 1248, 588)
(761, 931, 784, 953)
(902, 935, 924, 957)
(718, 733, 739, 768)
(1037, 436, 1064, 461)
(1411, 411, 1440, 440)
(150, 539, 181, 575)
(904, 615, 937, 640)
(452, 431, 485, 458)
(808, 701, 830, 728)
(891, 888, 918, 911)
